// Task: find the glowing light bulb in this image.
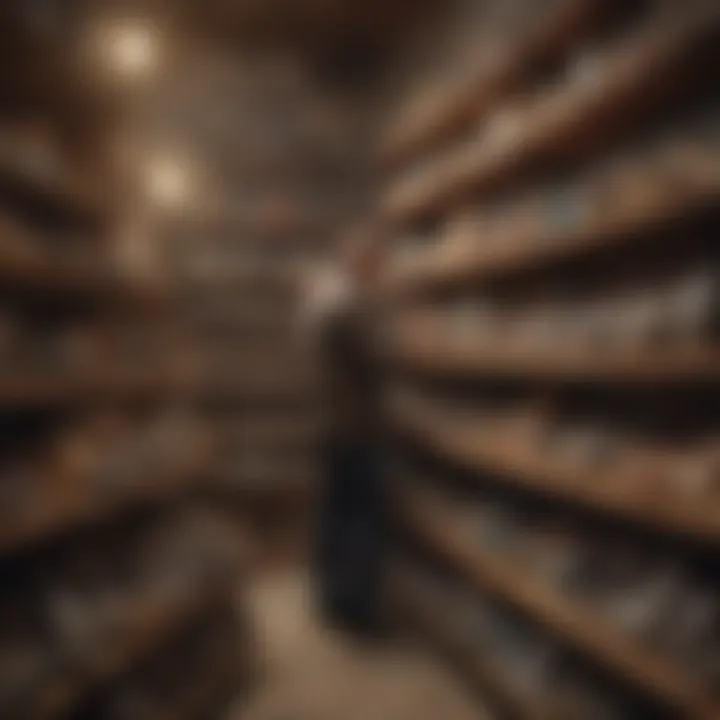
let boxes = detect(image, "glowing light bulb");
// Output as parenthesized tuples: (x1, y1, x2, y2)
(101, 21, 159, 79)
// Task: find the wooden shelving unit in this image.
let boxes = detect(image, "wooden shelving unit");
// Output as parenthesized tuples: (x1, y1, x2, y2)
(0, 439, 213, 557)
(0, 140, 107, 225)
(0, 370, 186, 407)
(402, 490, 717, 719)
(384, 154, 720, 295)
(392, 566, 554, 720)
(389, 332, 720, 384)
(380, 0, 607, 170)
(0, 254, 166, 305)
(30, 580, 234, 720)
(377, 1, 720, 716)
(390, 398, 720, 545)
(75, 600, 249, 720)
(0, 35, 251, 716)
(383, 5, 720, 223)
(0, 218, 166, 309)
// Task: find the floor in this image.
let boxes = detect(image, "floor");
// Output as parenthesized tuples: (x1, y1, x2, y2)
(230, 570, 491, 720)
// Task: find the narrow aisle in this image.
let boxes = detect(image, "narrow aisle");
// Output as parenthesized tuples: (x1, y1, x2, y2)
(231, 571, 492, 720)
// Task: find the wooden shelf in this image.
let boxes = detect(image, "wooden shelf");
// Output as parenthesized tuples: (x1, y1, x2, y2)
(29, 582, 232, 720)
(402, 490, 716, 718)
(0, 371, 186, 408)
(0, 444, 212, 557)
(384, 162, 720, 294)
(392, 566, 552, 720)
(0, 151, 107, 225)
(380, 0, 604, 170)
(391, 399, 720, 544)
(390, 330, 720, 384)
(0, 250, 166, 306)
(384, 7, 720, 223)
(0, 216, 166, 305)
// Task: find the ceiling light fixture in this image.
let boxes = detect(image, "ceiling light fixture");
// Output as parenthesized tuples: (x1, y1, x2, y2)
(97, 19, 160, 80)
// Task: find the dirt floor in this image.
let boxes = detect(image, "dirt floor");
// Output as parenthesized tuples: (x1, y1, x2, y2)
(230, 570, 491, 720)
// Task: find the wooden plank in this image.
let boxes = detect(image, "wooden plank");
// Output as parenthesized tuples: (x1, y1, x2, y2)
(390, 399, 720, 544)
(390, 331, 720, 384)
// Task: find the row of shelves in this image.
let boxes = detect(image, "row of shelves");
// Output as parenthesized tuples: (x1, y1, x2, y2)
(0, 370, 190, 407)
(0, 127, 163, 307)
(380, 0, 605, 169)
(0, 19, 254, 720)
(0, 237, 166, 307)
(384, 4, 719, 223)
(3, 508, 249, 720)
(380, 1, 720, 717)
(0, 434, 314, 560)
(87, 602, 250, 720)
(392, 566, 553, 720)
(0, 436, 212, 558)
(0, 365, 313, 408)
(0, 133, 106, 226)
(390, 397, 720, 545)
(383, 137, 720, 294)
(33, 583, 231, 720)
(402, 489, 718, 719)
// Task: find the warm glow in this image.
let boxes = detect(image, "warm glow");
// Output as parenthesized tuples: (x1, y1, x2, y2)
(145, 157, 192, 208)
(98, 20, 160, 79)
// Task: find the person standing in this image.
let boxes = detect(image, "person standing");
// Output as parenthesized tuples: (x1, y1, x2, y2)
(300, 232, 387, 636)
